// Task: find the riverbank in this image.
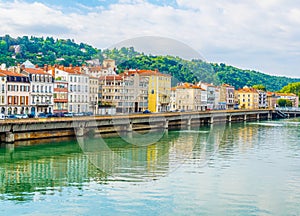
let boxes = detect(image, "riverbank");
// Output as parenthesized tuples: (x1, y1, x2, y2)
(0, 109, 299, 143)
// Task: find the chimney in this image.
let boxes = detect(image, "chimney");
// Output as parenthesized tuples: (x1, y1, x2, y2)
(16, 64, 21, 73)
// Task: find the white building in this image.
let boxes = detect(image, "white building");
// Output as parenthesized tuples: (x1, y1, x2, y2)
(22, 67, 54, 115)
(121, 71, 149, 113)
(0, 72, 7, 114)
(170, 87, 177, 111)
(64, 66, 89, 113)
(0, 70, 30, 115)
(84, 59, 116, 78)
(257, 90, 267, 108)
(198, 82, 216, 110)
(214, 87, 221, 110)
(49, 66, 89, 113)
(172, 83, 207, 111)
(89, 76, 98, 114)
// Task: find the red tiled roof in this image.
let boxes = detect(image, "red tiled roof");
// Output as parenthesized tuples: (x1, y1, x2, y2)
(63, 66, 82, 74)
(237, 87, 258, 93)
(99, 75, 123, 81)
(24, 68, 49, 75)
(0, 69, 27, 77)
(174, 83, 205, 90)
(123, 69, 171, 77)
(276, 92, 297, 97)
(89, 66, 102, 72)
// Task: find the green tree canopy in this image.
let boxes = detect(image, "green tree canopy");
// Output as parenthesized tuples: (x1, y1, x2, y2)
(252, 84, 266, 91)
(277, 99, 292, 107)
(279, 82, 300, 98)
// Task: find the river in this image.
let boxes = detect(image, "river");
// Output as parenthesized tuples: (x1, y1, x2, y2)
(0, 118, 300, 215)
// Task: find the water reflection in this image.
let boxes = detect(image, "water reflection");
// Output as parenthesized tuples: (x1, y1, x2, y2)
(0, 121, 286, 203)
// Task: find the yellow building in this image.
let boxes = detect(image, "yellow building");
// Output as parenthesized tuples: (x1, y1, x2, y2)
(237, 87, 259, 109)
(126, 69, 171, 112)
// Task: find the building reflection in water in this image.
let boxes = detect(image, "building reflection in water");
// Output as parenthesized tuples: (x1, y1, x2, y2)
(0, 123, 259, 200)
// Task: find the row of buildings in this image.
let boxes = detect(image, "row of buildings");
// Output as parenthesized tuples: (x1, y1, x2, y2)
(0, 60, 298, 116)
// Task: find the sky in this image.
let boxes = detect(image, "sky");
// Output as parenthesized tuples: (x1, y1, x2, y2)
(0, 0, 299, 78)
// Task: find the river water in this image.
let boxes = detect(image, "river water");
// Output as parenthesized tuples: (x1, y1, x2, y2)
(0, 118, 300, 215)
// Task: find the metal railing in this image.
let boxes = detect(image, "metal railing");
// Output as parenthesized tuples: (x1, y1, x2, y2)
(275, 107, 300, 112)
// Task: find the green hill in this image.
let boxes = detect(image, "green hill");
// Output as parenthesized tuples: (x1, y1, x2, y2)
(115, 55, 300, 91)
(0, 35, 98, 67)
(1, 35, 299, 92)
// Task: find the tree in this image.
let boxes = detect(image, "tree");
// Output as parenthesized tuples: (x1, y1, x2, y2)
(277, 99, 292, 107)
(279, 82, 300, 99)
(252, 84, 266, 91)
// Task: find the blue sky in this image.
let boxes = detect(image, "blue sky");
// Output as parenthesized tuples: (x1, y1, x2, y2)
(1, 0, 300, 78)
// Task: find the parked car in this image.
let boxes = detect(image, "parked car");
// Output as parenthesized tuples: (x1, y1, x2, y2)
(63, 112, 74, 117)
(74, 112, 84, 116)
(6, 114, 17, 119)
(53, 112, 64, 117)
(46, 113, 56, 118)
(82, 112, 93, 116)
(15, 114, 28, 119)
(37, 113, 47, 118)
(28, 113, 35, 118)
(143, 109, 151, 114)
(21, 114, 29, 118)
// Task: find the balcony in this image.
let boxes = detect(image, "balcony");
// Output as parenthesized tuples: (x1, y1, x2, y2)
(36, 101, 52, 106)
(54, 99, 68, 103)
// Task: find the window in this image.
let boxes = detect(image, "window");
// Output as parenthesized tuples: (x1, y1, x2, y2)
(21, 96, 25, 105)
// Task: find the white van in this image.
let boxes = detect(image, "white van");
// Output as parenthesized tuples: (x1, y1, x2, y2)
(0, 113, 5, 120)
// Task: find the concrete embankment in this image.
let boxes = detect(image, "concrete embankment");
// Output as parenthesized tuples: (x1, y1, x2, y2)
(0, 109, 298, 143)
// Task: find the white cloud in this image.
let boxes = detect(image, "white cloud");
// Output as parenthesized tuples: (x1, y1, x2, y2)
(0, 0, 299, 77)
